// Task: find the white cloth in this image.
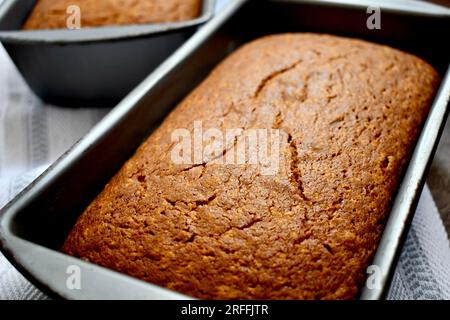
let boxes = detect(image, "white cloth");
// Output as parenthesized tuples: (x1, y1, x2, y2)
(0, 0, 449, 300)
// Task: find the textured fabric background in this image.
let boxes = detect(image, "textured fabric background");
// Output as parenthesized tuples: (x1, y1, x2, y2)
(0, 0, 449, 300)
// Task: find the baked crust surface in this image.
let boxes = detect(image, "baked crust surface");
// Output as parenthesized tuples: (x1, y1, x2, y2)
(63, 34, 439, 299)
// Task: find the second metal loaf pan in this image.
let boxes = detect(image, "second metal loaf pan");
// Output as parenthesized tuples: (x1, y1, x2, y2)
(0, 0, 215, 107)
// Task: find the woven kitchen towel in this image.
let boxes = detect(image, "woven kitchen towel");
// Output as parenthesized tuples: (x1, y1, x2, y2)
(0, 0, 449, 300)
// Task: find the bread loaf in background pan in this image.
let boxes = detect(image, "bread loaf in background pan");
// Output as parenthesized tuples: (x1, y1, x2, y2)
(22, 0, 202, 30)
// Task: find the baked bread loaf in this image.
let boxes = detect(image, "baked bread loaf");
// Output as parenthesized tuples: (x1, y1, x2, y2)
(22, 0, 202, 30)
(63, 34, 439, 299)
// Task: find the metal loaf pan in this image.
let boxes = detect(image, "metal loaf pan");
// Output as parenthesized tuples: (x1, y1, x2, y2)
(0, 0, 215, 107)
(0, 0, 449, 300)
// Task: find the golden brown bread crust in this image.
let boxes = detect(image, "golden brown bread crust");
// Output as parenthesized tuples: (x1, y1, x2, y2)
(62, 34, 439, 299)
(22, 0, 201, 30)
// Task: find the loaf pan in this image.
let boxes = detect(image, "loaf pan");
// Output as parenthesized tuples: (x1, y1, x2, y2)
(0, 0, 449, 300)
(0, 0, 215, 107)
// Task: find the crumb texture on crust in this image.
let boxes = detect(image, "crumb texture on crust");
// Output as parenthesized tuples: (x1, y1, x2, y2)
(22, 0, 201, 30)
(63, 34, 439, 299)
